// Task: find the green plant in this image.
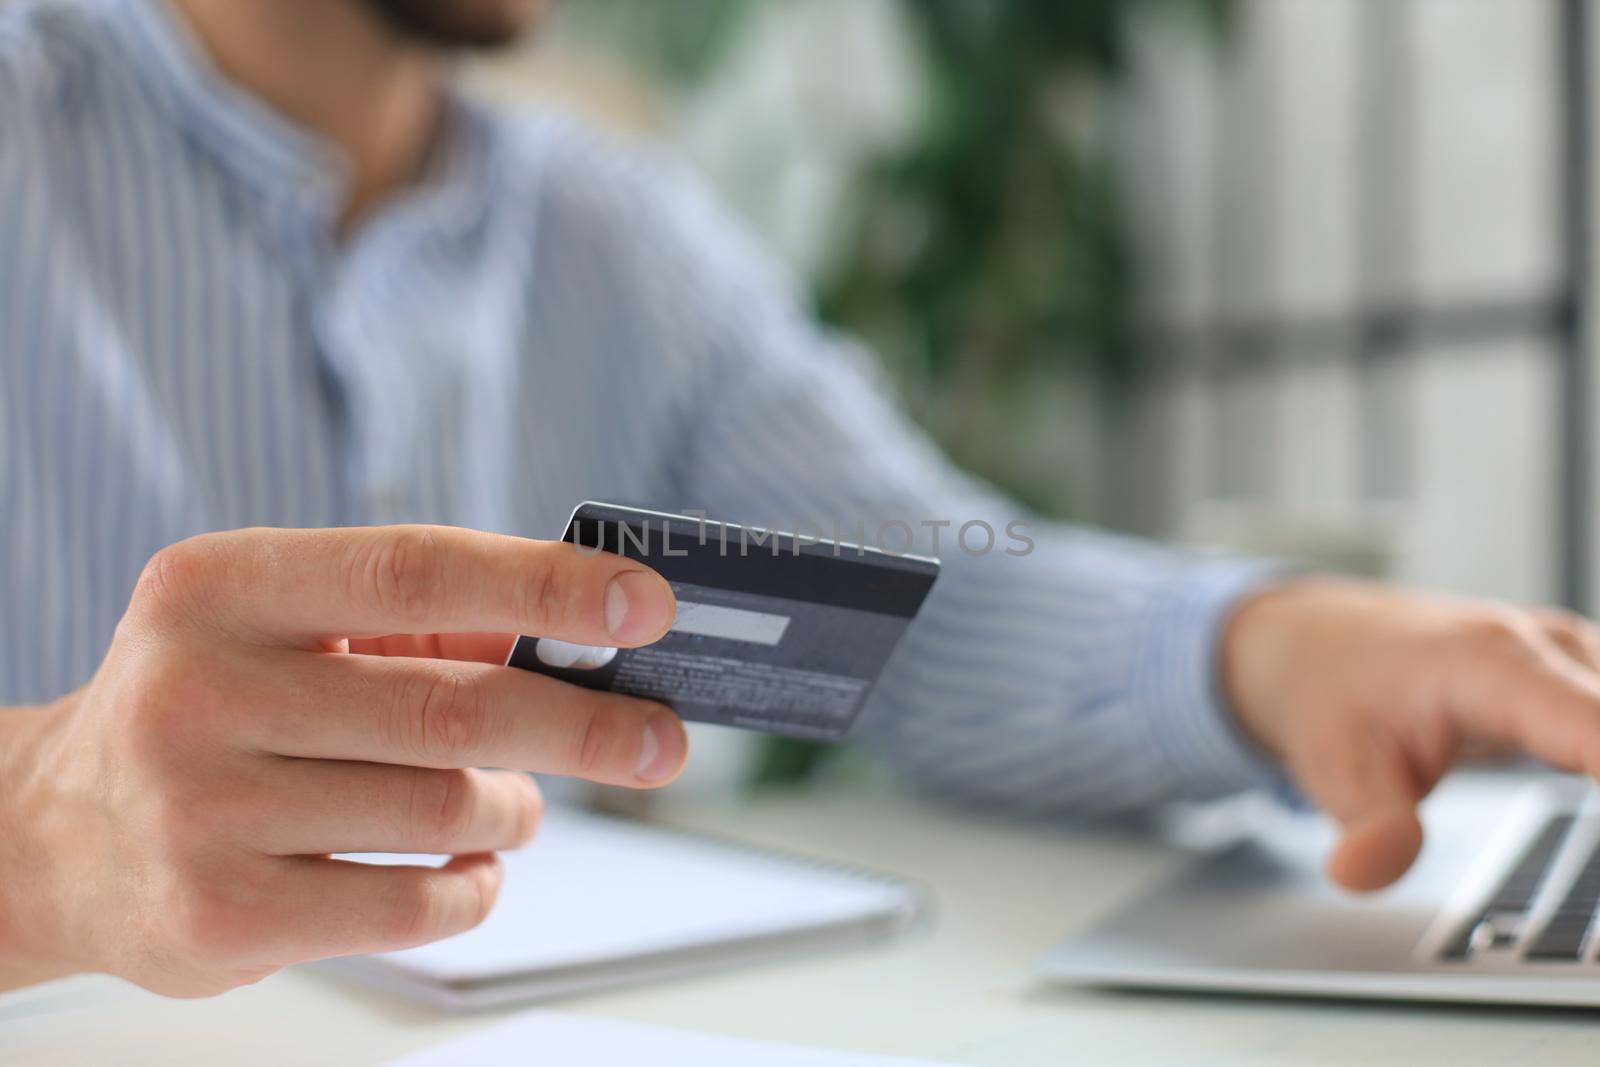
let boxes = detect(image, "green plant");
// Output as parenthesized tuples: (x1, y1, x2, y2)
(820, 1, 1229, 506)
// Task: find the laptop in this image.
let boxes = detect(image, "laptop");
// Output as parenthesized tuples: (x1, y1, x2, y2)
(1040, 773, 1600, 1006)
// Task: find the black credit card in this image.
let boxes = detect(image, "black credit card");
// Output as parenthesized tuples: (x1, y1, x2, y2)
(506, 502, 940, 741)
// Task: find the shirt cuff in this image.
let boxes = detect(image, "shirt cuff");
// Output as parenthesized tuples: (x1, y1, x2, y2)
(1127, 558, 1287, 800)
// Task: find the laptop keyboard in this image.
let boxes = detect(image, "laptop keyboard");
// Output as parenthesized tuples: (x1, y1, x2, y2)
(1525, 835, 1600, 960)
(1440, 814, 1581, 961)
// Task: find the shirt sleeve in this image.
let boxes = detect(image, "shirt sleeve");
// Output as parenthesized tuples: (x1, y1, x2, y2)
(612, 147, 1283, 816)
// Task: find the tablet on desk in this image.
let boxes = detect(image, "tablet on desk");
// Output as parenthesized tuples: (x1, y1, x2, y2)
(323, 806, 926, 1011)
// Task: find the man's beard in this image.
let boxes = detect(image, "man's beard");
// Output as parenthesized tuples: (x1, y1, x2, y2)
(358, 0, 533, 50)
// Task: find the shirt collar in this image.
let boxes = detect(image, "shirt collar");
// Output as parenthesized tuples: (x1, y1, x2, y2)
(101, 0, 497, 236)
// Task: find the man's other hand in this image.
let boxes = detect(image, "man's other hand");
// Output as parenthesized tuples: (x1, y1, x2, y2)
(1224, 578, 1600, 892)
(0, 526, 684, 996)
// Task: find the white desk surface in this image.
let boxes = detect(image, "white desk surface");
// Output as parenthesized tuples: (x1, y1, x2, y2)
(6, 786, 1600, 1065)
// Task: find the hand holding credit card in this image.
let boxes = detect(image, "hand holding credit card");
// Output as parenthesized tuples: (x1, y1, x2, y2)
(507, 503, 940, 741)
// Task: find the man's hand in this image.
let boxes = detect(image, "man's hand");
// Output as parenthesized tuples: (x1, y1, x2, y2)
(0, 526, 685, 996)
(1223, 578, 1600, 892)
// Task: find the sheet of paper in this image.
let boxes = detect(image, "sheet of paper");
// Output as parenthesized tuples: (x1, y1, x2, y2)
(385, 1012, 964, 1067)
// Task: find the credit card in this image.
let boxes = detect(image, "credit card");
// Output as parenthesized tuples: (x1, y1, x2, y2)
(506, 502, 940, 741)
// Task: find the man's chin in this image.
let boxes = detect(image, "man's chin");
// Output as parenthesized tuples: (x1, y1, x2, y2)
(358, 0, 545, 50)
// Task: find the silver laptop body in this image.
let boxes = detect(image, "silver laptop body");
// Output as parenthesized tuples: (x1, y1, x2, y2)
(1040, 775, 1600, 1006)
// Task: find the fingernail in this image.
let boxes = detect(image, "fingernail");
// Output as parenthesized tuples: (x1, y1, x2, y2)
(634, 713, 683, 784)
(605, 571, 673, 643)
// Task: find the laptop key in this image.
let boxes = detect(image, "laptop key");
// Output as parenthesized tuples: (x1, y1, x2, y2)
(1525, 839, 1600, 961)
(1441, 814, 1574, 960)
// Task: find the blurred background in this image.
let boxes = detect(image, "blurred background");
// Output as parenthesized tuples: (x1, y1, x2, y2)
(459, 0, 1599, 790)
(469, 0, 1597, 605)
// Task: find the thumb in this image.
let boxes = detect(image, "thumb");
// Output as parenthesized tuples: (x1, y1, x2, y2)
(1302, 738, 1426, 892)
(1327, 807, 1423, 891)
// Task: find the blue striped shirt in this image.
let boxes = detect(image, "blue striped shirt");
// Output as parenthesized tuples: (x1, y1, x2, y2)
(0, 0, 1278, 814)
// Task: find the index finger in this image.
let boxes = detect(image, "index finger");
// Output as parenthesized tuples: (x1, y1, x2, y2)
(149, 525, 676, 647)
